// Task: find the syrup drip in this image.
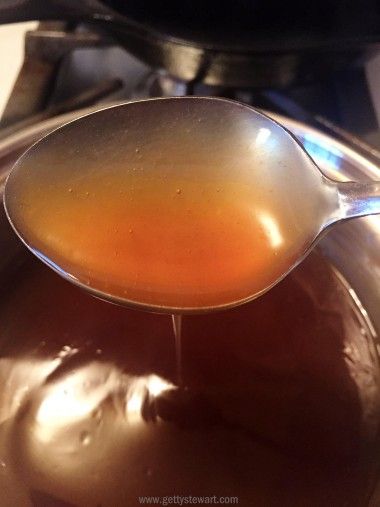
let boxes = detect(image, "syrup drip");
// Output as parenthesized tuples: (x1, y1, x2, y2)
(171, 314, 183, 386)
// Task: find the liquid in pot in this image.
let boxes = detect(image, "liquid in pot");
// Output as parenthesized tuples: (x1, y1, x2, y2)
(0, 250, 378, 506)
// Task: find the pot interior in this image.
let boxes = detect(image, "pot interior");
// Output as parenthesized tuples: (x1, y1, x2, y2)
(0, 108, 379, 506)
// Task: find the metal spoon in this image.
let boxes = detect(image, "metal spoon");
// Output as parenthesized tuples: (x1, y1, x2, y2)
(3, 97, 380, 313)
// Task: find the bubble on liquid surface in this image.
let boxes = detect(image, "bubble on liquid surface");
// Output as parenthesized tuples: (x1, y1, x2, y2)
(80, 431, 91, 446)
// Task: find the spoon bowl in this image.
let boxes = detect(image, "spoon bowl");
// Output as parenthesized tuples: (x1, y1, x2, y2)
(3, 97, 380, 313)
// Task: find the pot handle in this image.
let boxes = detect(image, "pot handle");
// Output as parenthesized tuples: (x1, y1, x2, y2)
(0, 0, 115, 25)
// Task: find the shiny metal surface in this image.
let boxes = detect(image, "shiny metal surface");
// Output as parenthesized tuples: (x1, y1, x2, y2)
(0, 106, 380, 505)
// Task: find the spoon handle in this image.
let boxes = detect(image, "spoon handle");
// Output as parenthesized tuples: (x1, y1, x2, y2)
(336, 181, 380, 220)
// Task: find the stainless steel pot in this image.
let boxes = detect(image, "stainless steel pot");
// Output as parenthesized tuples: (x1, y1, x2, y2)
(0, 107, 379, 506)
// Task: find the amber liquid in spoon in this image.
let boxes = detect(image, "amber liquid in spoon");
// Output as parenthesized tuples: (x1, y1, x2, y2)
(5, 99, 336, 311)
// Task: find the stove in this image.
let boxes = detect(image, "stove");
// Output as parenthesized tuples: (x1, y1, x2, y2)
(1, 20, 380, 166)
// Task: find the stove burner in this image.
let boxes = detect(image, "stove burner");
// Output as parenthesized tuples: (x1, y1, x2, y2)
(0, 20, 379, 164)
